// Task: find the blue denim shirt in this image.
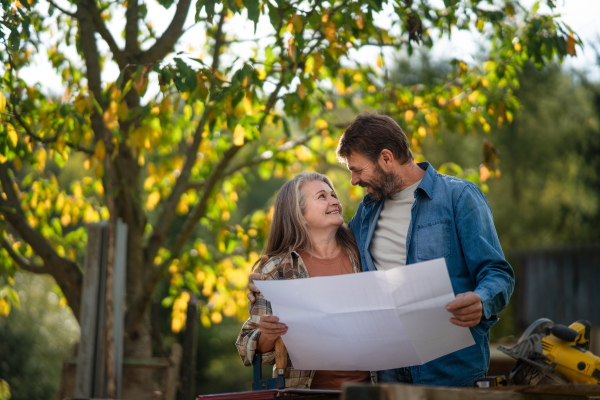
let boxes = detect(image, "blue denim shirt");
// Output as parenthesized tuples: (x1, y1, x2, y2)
(348, 162, 515, 387)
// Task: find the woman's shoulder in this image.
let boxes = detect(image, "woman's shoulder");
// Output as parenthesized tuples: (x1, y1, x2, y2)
(260, 252, 303, 278)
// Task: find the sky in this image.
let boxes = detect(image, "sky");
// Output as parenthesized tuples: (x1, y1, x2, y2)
(15, 0, 600, 95)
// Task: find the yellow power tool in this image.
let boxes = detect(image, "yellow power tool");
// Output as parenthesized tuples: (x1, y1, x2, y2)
(498, 318, 600, 385)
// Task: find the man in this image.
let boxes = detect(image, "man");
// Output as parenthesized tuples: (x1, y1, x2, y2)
(250, 113, 514, 387)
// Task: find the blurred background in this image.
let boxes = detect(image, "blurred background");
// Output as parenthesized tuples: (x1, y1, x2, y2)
(1, 0, 599, 398)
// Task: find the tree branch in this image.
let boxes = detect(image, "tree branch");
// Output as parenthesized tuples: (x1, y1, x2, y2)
(125, 0, 139, 56)
(0, 164, 83, 318)
(9, 112, 95, 155)
(0, 164, 24, 218)
(47, 0, 76, 17)
(145, 109, 209, 263)
(185, 180, 206, 191)
(146, 144, 241, 288)
(76, 1, 107, 141)
(87, 1, 127, 69)
(1, 235, 49, 274)
(138, 0, 192, 64)
(211, 7, 227, 74)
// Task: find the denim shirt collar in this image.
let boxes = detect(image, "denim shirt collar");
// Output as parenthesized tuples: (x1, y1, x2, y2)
(416, 161, 436, 200)
(359, 161, 436, 206)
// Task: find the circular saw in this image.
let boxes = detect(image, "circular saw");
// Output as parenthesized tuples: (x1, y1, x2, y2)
(498, 318, 600, 386)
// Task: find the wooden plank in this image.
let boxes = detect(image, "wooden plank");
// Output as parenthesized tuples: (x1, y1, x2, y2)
(93, 224, 108, 398)
(342, 383, 600, 400)
(113, 218, 128, 399)
(74, 223, 105, 399)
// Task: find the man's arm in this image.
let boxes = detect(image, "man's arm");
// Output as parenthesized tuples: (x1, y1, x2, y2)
(450, 184, 515, 327)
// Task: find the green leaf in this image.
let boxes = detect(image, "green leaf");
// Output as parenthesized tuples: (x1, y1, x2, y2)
(245, 0, 260, 31)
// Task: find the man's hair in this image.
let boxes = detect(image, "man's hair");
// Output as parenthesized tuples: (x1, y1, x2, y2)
(261, 171, 360, 267)
(336, 112, 414, 164)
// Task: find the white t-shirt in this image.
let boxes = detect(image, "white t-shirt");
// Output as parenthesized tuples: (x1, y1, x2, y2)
(369, 180, 421, 271)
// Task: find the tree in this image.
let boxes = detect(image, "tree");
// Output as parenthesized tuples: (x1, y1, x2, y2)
(0, 0, 578, 396)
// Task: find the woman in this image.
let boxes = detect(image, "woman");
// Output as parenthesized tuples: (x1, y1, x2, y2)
(235, 172, 371, 389)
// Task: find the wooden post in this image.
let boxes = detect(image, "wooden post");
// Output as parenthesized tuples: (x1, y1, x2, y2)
(74, 223, 105, 398)
(73, 220, 127, 399)
(180, 294, 199, 400)
(113, 219, 127, 399)
(165, 343, 183, 400)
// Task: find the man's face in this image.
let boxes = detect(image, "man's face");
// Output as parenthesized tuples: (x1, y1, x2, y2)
(345, 152, 402, 201)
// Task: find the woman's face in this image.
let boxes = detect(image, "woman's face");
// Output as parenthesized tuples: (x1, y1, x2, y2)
(300, 180, 344, 232)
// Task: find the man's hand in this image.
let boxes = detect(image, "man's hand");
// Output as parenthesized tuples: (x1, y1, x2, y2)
(446, 291, 483, 328)
(247, 272, 264, 303)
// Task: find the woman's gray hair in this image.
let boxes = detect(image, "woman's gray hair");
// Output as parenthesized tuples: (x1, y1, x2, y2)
(260, 171, 360, 268)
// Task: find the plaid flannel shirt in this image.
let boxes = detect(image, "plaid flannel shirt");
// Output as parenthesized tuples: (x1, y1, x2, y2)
(235, 250, 361, 389)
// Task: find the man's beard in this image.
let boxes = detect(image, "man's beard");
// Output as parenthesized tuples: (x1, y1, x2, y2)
(360, 164, 403, 201)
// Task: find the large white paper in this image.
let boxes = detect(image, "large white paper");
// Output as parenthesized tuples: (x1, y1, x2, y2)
(254, 258, 475, 371)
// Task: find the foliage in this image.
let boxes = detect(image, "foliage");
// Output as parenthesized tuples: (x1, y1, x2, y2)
(0, 272, 79, 400)
(0, 0, 580, 393)
(421, 61, 600, 339)
(422, 63, 600, 248)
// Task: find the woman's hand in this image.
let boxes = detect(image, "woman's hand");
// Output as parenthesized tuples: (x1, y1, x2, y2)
(257, 315, 288, 353)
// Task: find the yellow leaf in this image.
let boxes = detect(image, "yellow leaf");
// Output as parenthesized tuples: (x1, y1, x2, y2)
(83, 206, 97, 223)
(468, 90, 479, 103)
(356, 13, 364, 30)
(295, 145, 311, 161)
(195, 270, 206, 285)
(336, 80, 345, 95)
(0, 92, 6, 113)
(94, 162, 104, 179)
(223, 301, 236, 317)
(210, 311, 222, 324)
(291, 14, 303, 33)
(325, 21, 336, 42)
(176, 198, 189, 215)
(171, 315, 184, 333)
(60, 213, 71, 226)
(288, 38, 296, 62)
(313, 52, 323, 74)
(147, 191, 160, 210)
(315, 119, 328, 129)
(233, 124, 245, 146)
(418, 126, 426, 138)
(73, 183, 83, 199)
(405, 110, 414, 122)
(94, 140, 106, 161)
(74, 95, 87, 113)
(298, 83, 306, 100)
(376, 55, 384, 69)
(566, 33, 576, 56)
(5, 123, 17, 148)
(243, 95, 253, 114)
(506, 110, 513, 124)
(36, 147, 47, 171)
(476, 19, 484, 32)
(201, 313, 211, 327)
(0, 299, 9, 316)
(222, 210, 230, 221)
(480, 165, 490, 182)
